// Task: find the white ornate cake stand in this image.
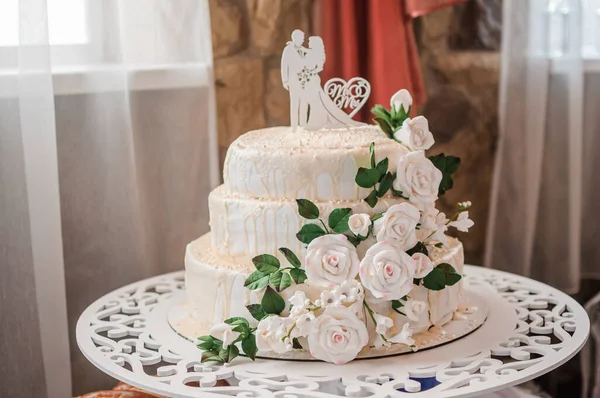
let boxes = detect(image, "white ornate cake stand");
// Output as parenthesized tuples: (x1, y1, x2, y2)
(76, 266, 590, 398)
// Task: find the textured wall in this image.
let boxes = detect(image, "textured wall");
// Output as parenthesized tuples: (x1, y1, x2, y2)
(415, 2, 500, 264)
(209, 0, 313, 164)
(209, 0, 500, 264)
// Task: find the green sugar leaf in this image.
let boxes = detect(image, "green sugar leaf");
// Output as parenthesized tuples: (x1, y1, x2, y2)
(244, 270, 270, 290)
(296, 223, 326, 245)
(365, 189, 378, 208)
(296, 198, 320, 219)
(356, 167, 381, 188)
(437, 263, 462, 286)
(246, 304, 268, 321)
(370, 142, 376, 168)
(252, 254, 280, 274)
(269, 270, 292, 292)
(328, 208, 352, 233)
(375, 158, 389, 178)
(241, 335, 258, 361)
(377, 171, 394, 197)
(428, 153, 461, 196)
(261, 286, 285, 315)
(373, 117, 394, 139)
(278, 247, 301, 268)
(290, 268, 308, 284)
(406, 241, 429, 256)
(422, 267, 445, 291)
(371, 104, 393, 126)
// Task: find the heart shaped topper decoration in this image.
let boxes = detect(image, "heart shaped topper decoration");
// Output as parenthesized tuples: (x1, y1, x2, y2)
(281, 30, 371, 130)
(324, 77, 371, 119)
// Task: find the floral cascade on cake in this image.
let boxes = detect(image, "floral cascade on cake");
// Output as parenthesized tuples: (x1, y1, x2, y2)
(195, 85, 473, 365)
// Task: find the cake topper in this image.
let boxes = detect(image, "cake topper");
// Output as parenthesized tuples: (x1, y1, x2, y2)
(281, 29, 370, 131)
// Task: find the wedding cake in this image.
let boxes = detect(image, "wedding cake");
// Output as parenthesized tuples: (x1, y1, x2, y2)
(184, 30, 474, 365)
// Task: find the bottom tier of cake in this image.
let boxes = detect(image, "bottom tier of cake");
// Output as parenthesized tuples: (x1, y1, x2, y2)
(184, 233, 465, 339)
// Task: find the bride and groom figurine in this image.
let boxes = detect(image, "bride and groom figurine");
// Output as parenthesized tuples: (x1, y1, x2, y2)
(281, 29, 364, 131)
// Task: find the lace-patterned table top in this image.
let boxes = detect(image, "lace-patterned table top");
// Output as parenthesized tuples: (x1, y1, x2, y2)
(76, 266, 589, 398)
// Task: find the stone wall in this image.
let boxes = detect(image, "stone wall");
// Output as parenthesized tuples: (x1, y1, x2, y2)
(209, 0, 500, 264)
(415, 0, 501, 264)
(209, 0, 313, 164)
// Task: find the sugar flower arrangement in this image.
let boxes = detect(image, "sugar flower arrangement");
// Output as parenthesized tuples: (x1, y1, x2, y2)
(197, 89, 474, 365)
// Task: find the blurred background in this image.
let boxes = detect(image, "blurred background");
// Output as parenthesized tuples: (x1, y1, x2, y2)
(1, 0, 599, 397)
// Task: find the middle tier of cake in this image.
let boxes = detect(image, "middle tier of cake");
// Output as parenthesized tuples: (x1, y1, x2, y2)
(209, 184, 407, 263)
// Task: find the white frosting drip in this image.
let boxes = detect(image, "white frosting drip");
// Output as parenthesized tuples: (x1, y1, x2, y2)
(224, 126, 409, 201)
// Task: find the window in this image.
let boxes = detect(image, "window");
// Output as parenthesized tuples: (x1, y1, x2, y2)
(0, 0, 102, 68)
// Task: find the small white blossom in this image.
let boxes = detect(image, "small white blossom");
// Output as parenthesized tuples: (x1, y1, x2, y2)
(457, 201, 472, 210)
(288, 291, 309, 315)
(389, 323, 415, 347)
(255, 316, 294, 354)
(403, 299, 428, 322)
(209, 323, 240, 348)
(374, 313, 394, 334)
(391, 89, 413, 113)
(291, 312, 316, 338)
(348, 213, 372, 237)
(450, 211, 474, 232)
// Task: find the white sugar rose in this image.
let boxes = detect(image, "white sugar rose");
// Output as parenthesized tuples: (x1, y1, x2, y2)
(393, 151, 442, 206)
(393, 116, 435, 151)
(450, 211, 474, 232)
(403, 299, 428, 322)
(307, 306, 369, 365)
(391, 89, 413, 113)
(412, 253, 434, 278)
(359, 242, 417, 300)
(348, 213, 371, 237)
(305, 234, 360, 288)
(372, 203, 420, 250)
(255, 316, 293, 354)
(209, 323, 240, 348)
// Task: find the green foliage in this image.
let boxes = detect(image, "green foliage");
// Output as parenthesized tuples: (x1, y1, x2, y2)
(262, 286, 285, 315)
(422, 263, 462, 290)
(252, 254, 280, 274)
(328, 208, 352, 233)
(355, 167, 381, 188)
(246, 304, 267, 321)
(428, 153, 461, 196)
(244, 270, 270, 290)
(296, 223, 326, 244)
(289, 268, 308, 284)
(365, 189, 378, 208)
(406, 242, 429, 257)
(378, 172, 394, 197)
(269, 270, 292, 292)
(279, 247, 301, 268)
(241, 334, 258, 360)
(296, 198, 320, 219)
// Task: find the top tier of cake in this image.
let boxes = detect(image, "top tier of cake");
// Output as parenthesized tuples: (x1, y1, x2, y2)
(223, 125, 409, 201)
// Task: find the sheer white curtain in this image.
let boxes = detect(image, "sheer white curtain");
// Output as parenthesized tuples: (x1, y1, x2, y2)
(485, 0, 600, 294)
(0, 1, 218, 396)
(486, 0, 600, 395)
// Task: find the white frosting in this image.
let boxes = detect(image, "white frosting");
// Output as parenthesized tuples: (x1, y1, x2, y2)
(209, 184, 406, 263)
(223, 126, 409, 201)
(185, 233, 464, 336)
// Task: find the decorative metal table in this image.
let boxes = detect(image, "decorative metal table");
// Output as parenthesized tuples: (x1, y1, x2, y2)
(76, 266, 589, 398)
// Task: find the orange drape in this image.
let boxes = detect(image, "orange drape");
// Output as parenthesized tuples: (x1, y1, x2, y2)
(320, 0, 466, 122)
